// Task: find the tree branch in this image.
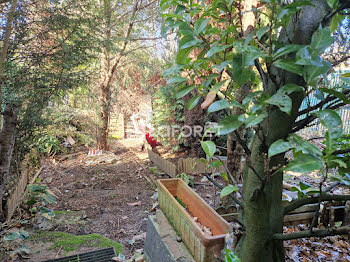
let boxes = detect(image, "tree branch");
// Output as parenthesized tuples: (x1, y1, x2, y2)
(332, 148, 350, 155)
(272, 226, 350, 240)
(254, 59, 268, 91)
(332, 55, 350, 67)
(283, 194, 350, 215)
(205, 174, 244, 209)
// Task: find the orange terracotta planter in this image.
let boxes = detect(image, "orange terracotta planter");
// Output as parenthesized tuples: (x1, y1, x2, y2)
(157, 178, 230, 262)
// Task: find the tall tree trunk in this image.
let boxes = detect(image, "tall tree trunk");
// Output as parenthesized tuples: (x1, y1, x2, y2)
(0, 104, 17, 222)
(97, 0, 138, 150)
(237, 1, 331, 261)
(0, 0, 18, 127)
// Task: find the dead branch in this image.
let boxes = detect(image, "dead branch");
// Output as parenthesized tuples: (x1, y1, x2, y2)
(283, 194, 350, 215)
(272, 226, 350, 240)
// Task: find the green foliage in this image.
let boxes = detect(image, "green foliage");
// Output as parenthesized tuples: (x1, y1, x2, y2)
(27, 184, 56, 219)
(152, 85, 184, 147)
(225, 249, 241, 262)
(160, 0, 349, 196)
(220, 185, 238, 198)
(36, 135, 61, 156)
(176, 173, 194, 187)
(290, 181, 316, 199)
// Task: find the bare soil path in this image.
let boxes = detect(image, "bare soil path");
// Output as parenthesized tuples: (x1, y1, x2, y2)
(39, 138, 157, 259)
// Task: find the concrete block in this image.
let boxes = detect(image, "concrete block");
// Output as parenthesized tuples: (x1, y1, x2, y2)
(144, 210, 195, 262)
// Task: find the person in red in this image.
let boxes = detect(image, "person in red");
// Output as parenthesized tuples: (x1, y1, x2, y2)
(145, 129, 160, 149)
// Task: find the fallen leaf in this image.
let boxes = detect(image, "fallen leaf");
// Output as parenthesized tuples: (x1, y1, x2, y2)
(127, 201, 141, 206)
(201, 91, 216, 109)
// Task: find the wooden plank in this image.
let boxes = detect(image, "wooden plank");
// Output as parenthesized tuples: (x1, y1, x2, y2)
(283, 212, 314, 223)
(288, 203, 319, 214)
(178, 158, 226, 174)
(6, 169, 29, 220)
(148, 149, 177, 177)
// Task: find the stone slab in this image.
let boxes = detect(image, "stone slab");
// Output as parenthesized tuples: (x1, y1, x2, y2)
(144, 210, 195, 262)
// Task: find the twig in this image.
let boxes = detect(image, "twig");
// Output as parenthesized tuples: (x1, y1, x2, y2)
(272, 226, 350, 240)
(212, 155, 237, 185)
(283, 194, 350, 215)
(205, 174, 244, 209)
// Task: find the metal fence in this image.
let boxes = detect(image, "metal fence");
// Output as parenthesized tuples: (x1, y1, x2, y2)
(297, 71, 350, 135)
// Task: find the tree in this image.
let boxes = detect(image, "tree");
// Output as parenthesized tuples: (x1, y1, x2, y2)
(94, 0, 163, 150)
(0, 0, 98, 221)
(161, 0, 350, 261)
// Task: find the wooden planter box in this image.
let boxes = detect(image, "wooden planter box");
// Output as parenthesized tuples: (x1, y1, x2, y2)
(157, 178, 230, 262)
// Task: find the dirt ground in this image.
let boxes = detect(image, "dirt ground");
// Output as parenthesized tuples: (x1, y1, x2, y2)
(2, 137, 349, 261)
(9, 138, 220, 261)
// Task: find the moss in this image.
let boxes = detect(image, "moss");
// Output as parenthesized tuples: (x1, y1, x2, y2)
(31, 231, 123, 254)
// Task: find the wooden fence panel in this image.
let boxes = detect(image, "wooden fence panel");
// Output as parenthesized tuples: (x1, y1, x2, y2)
(148, 150, 177, 177)
(6, 169, 29, 220)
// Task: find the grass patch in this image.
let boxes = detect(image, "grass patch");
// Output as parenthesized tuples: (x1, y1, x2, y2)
(31, 231, 123, 253)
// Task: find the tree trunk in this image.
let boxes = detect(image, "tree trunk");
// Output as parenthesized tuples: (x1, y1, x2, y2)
(0, 104, 17, 222)
(226, 88, 245, 182)
(0, 0, 18, 128)
(99, 82, 111, 150)
(236, 1, 331, 261)
(183, 93, 206, 157)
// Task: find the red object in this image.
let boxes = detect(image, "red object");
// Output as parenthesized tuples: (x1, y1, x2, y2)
(145, 132, 160, 148)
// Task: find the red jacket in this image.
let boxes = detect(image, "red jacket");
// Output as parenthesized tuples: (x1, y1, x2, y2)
(145, 132, 159, 148)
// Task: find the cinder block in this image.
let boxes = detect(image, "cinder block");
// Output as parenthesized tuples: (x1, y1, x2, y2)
(144, 210, 195, 262)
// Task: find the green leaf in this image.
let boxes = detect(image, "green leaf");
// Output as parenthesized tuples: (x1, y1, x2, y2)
(194, 18, 210, 35)
(330, 13, 344, 32)
(201, 141, 216, 158)
(211, 61, 230, 72)
(176, 46, 194, 64)
(273, 44, 303, 59)
(225, 249, 241, 262)
(244, 112, 268, 128)
(285, 154, 324, 173)
(311, 26, 334, 54)
(163, 64, 184, 77)
(290, 186, 300, 192)
(273, 60, 303, 76)
(175, 85, 194, 99)
(268, 139, 293, 158)
(208, 100, 230, 113)
(330, 159, 347, 168)
(232, 55, 256, 85)
(288, 134, 323, 156)
(326, 0, 338, 9)
(206, 43, 230, 58)
(180, 39, 202, 50)
(216, 115, 243, 136)
(314, 109, 342, 139)
(220, 185, 238, 198)
(186, 95, 201, 110)
(167, 76, 187, 85)
(277, 84, 304, 95)
(221, 173, 229, 183)
(299, 181, 312, 191)
(306, 60, 331, 85)
(319, 88, 350, 104)
(175, 5, 186, 14)
(341, 73, 350, 78)
(4, 232, 20, 241)
(266, 93, 292, 114)
(242, 46, 266, 67)
(256, 26, 270, 40)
